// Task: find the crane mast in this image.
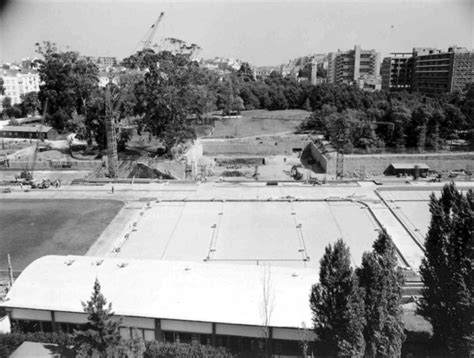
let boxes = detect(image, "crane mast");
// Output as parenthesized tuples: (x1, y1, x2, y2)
(105, 86, 118, 178)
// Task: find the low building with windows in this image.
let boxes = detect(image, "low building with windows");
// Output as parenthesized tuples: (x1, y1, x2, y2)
(0, 255, 316, 356)
(0, 125, 58, 140)
(384, 163, 430, 177)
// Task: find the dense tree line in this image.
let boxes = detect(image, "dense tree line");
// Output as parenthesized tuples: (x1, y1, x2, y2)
(299, 85, 474, 153)
(2, 43, 472, 156)
(1, 92, 40, 119)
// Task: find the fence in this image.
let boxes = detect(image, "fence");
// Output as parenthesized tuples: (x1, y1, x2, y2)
(2, 160, 103, 171)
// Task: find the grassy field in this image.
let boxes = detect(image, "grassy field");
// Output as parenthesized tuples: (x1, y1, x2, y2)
(0, 199, 123, 271)
(210, 109, 311, 138)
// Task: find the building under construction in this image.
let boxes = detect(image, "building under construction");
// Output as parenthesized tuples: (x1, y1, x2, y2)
(381, 53, 413, 92)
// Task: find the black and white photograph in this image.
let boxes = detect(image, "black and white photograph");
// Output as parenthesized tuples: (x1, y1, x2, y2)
(0, 0, 472, 356)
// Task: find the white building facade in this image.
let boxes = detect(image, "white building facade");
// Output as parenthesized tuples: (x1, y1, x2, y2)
(0, 69, 40, 111)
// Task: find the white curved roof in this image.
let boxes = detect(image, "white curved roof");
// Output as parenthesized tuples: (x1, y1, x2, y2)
(2, 255, 315, 329)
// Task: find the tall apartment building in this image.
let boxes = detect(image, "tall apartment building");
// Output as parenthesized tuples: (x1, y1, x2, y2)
(382, 46, 474, 95)
(85, 56, 118, 68)
(326, 52, 339, 84)
(412, 46, 474, 95)
(327, 45, 380, 86)
(381, 53, 413, 92)
(0, 69, 41, 111)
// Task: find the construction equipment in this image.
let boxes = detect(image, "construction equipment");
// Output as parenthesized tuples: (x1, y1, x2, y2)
(290, 165, 304, 181)
(30, 178, 51, 189)
(138, 12, 165, 51)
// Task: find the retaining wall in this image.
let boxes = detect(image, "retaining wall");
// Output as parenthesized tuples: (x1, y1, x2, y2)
(202, 138, 308, 156)
(301, 142, 337, 175)
(3, 160, 103, 170)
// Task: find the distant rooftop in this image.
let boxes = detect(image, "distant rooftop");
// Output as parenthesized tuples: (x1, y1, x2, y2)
(390, 163, 430, 170)
(0, 125, 53, 133)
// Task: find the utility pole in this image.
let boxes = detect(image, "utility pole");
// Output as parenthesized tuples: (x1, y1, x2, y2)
(7, 254, 14, 288)
(105, 86, 118, 178)
(336, 150, 344, 180)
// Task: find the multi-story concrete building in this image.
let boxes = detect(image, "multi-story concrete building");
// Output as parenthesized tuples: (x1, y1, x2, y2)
(327, 45, 380, 86)
(381, 46, 474, 95)
(0, 69, 40, 111)
(326, 52, 339, 84)
(86, 56, 118, 68)
(412, 46, 474, 95)
(381, 53, 413, 92)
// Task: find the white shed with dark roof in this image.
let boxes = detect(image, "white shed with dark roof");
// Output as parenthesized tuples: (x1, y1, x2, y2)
(0, 125, 58, 140)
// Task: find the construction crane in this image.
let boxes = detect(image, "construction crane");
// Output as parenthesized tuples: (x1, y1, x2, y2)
(16, 100, 48, 185)
(138, 12, 165, 51)
(104, 84, 127, 178)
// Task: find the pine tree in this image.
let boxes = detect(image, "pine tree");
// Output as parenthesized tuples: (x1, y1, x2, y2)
(418, 184, 473, 356)
(357, 229, 405, 358)
(74, 278, 122, 357)
(310, 239, 366, 357)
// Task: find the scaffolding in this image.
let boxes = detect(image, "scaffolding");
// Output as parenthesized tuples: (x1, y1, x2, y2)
(451, 52, 474, 93)
(105, 87, 118, 178)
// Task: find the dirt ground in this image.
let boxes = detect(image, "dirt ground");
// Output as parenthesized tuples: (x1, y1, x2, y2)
(204, 154, 307, 181)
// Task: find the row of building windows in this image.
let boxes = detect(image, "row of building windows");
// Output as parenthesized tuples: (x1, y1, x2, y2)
(13, 319, 302, 356)
(0, 132, 43, 139)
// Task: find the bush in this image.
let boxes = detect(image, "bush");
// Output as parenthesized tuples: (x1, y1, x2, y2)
(144, 341, 234, 358)
(0, 332, 234, 358)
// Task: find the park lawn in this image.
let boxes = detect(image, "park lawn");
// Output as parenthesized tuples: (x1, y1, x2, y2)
(0, 199, 124, 271)
(210, 109, 311, 138)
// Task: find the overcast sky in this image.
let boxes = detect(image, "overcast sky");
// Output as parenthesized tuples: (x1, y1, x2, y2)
(0, 0, 472, 66)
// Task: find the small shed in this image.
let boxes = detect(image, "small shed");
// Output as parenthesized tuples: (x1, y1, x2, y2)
(384, 163, 430, 177)
(0, 125, 58, 140)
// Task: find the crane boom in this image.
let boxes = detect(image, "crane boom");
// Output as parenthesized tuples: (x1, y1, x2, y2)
(142, 12, 164, 50)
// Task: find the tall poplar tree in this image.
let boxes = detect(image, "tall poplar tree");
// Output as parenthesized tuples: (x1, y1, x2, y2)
(74, 279, 122, 357)
(357, 230, 405, 357)
(418, 183, 473, 356)
(310, 239, 366, 357)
